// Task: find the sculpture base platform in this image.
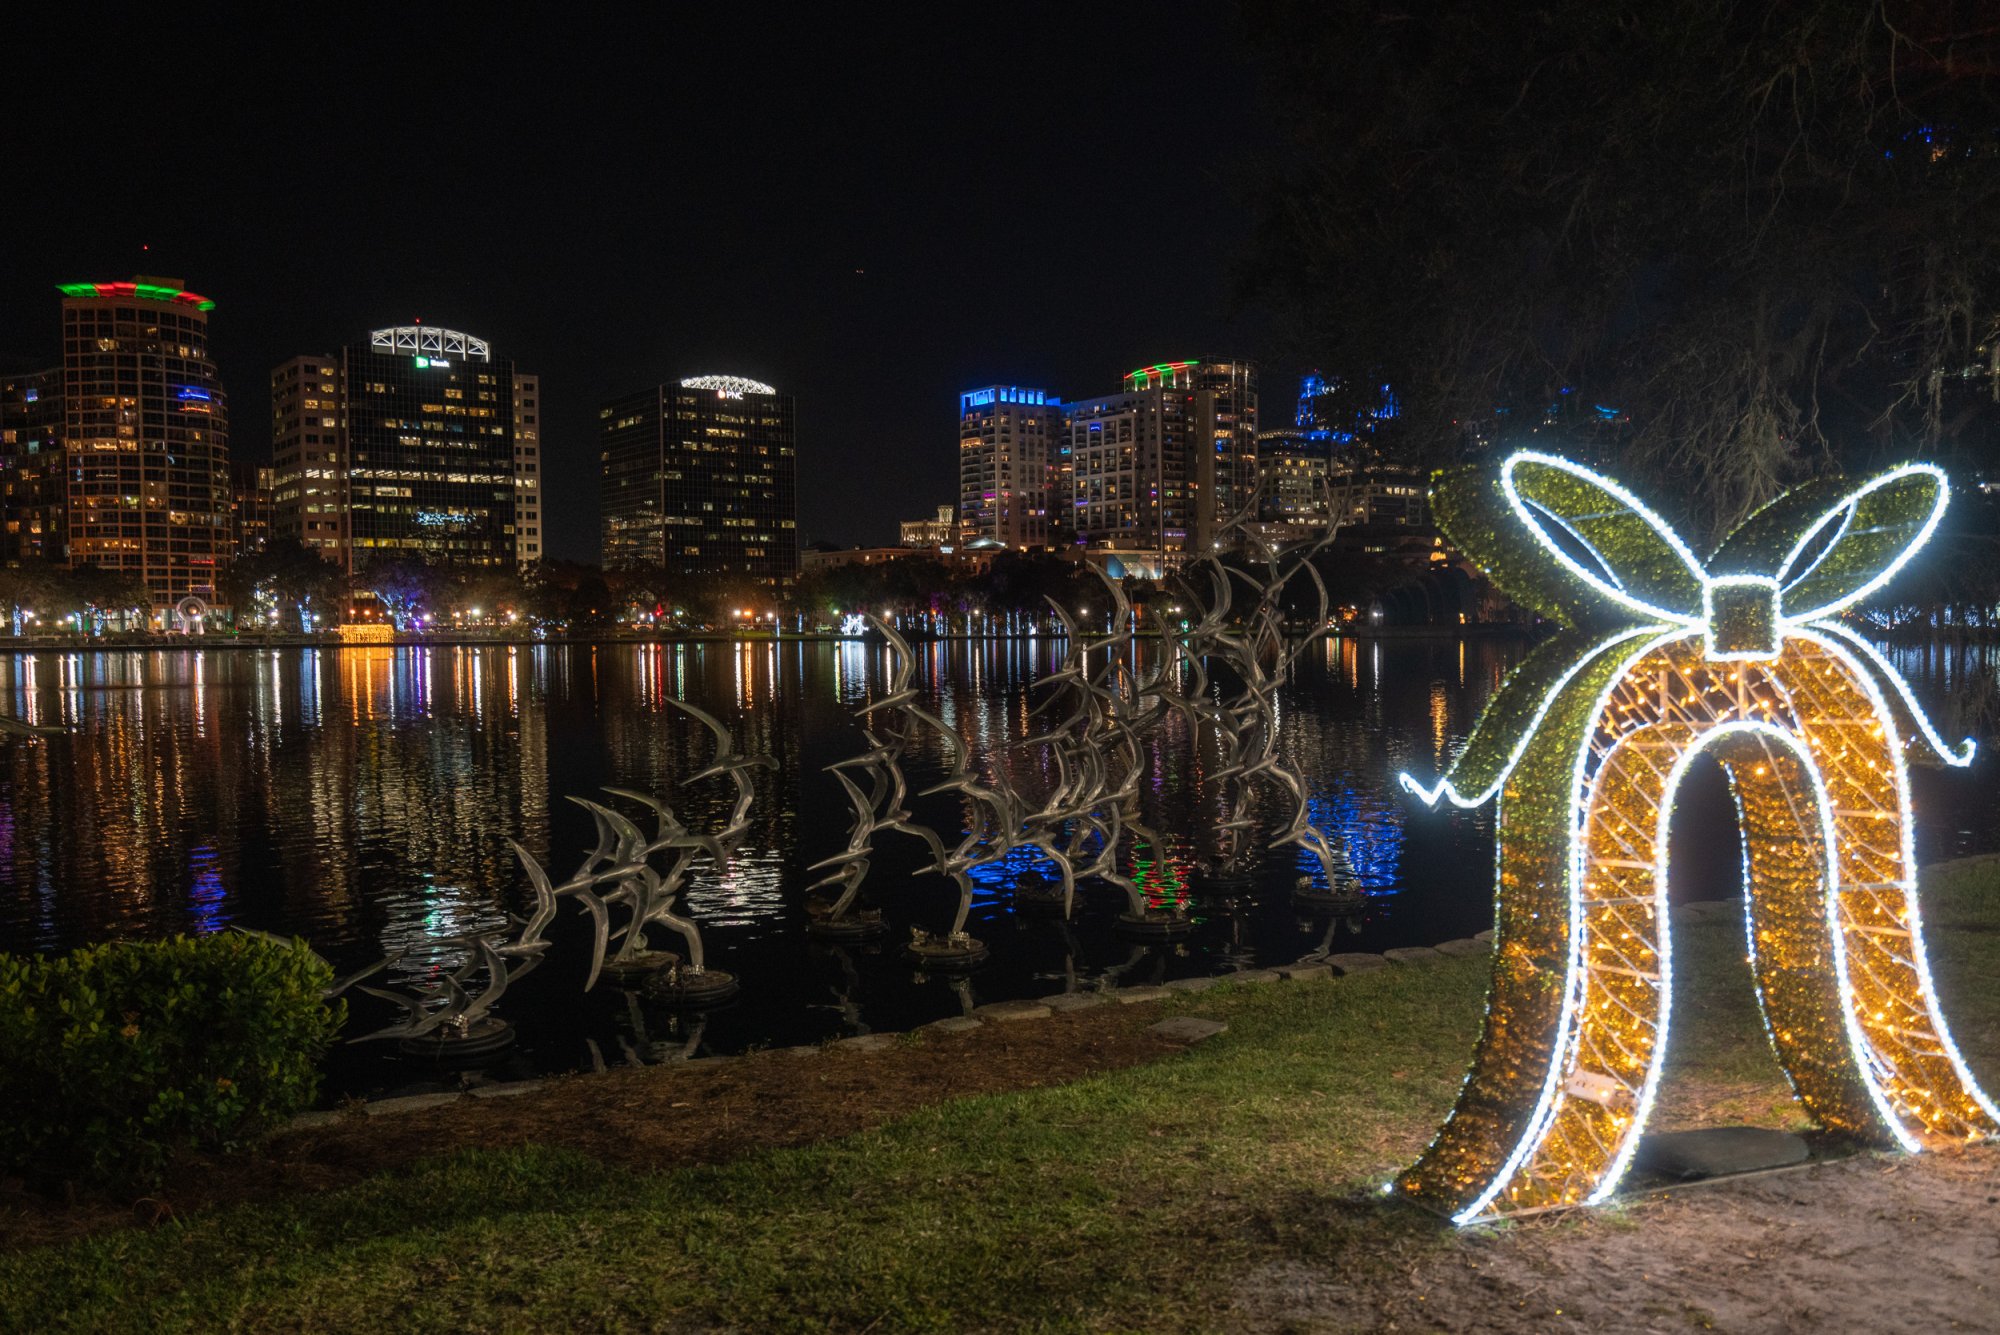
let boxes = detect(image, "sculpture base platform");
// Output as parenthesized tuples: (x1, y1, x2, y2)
(1011, 879, 1071, 916)
(1291, 884, 1368, 915)
(647, 968, 741, 1008)
(806, 912, 888, 941)
(1113, 911, 1193, 940)
(1189, 869, 1259, 896)
(905, 937, 990, 969)
(601, 950, 682, 985)
(397, 1016, 516, 1062)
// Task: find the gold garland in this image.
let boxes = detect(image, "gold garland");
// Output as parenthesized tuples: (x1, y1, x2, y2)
(1396, 453, 1998, 1223)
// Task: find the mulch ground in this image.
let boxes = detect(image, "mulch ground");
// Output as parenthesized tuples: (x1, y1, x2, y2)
(0, 1004, 1190, 1253)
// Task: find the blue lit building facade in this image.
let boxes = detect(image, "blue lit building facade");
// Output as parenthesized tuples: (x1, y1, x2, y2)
(958, 385, 1063, 549)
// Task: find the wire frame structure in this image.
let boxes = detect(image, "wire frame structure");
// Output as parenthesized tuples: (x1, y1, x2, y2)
(1396, 452, 1999, 1223)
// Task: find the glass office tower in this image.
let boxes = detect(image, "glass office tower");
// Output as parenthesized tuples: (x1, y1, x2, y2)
(599, 375, 798, 588)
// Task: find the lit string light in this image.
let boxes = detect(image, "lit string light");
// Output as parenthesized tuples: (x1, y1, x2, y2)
(1395, 452, 1998, 1224)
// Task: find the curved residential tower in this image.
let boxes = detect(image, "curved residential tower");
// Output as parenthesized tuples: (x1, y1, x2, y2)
(56, 278, 233, 611)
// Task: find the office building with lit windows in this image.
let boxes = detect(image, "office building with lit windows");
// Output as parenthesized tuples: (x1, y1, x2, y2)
(271, 353, 344, 558)
(1279, 372, 1428, 528)
(52, 278, 234, 607)
(512, 374, 544, 564)
(0, 367, 63, 566)
(231, 461, 275, 557)
(958, 386, 1063, 549)
(900, 504, 957, 548)
(272, 326, 540, 571)
(1254, 427, 1334, 537)
(599, 375, 798, 586)
(1061, 359, 1258, 570)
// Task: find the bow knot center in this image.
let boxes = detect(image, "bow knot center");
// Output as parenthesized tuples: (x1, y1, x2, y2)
(1704, 576, 1781, 660)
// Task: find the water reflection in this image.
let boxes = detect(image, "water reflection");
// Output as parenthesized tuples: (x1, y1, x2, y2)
(3, 634, 1989, 1089)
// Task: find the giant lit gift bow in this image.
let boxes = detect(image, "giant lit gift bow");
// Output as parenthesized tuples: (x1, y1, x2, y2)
(1396, 451, 1999, 1224)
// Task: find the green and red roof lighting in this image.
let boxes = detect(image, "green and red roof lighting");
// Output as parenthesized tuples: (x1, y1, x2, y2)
(57, 281, 215, 312)
(1125, 360, 1200, 388)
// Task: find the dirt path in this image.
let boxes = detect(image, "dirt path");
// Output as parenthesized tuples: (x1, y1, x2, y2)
(1236, 1144, 2000, 1333)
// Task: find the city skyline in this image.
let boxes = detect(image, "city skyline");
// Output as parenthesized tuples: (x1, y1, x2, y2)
(0, 7, 1281, 563)
(3, 273, 1280, 579)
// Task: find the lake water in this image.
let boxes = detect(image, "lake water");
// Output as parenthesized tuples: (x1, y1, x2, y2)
(1, 635, 1993, 1096)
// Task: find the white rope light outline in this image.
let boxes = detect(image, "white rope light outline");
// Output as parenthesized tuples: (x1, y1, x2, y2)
(1443, 633, 1978, 1222)
(1396, 451, 1994, 1225)
(1498, 452, 1953, 628)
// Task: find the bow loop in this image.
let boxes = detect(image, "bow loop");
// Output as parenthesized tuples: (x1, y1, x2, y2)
(1432, 453, 1710, 630)
(1407, 455, 1971, 809)
(1708, 465, 1949, 623)
(1501, 454, 1708, 625)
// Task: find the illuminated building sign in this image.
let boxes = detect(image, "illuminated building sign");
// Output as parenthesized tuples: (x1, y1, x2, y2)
(414, 356, 451, 369)
(1395, 451, 1998, 1223)
(680, 374, 776, 399)
(368, 326, 490, 362)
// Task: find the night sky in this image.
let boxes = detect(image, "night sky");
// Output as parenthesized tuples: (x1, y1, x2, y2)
(0, 8, 1282, 562)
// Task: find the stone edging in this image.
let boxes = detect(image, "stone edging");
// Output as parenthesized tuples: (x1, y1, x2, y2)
(299, 928, 1501, 1131)
(288, 856, 2000, 1127)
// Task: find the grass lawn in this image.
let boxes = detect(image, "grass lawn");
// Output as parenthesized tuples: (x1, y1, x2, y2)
(5, 860, 1998, 1334)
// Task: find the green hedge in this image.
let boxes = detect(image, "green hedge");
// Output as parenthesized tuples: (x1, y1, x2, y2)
(0, 933, 343, 1187)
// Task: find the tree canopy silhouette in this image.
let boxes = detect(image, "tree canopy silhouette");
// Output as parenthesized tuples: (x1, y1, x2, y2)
(1245, 0, 2000, 540)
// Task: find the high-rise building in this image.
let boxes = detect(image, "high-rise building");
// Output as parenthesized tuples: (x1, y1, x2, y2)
(1062, 387, 1157, 558)
(272, 326, 538, 572)
(271, 353, 345, 560)
(0, 367, 64, 566)
(599, 375, 798, 587)
(231, 461, 275, 556)
(1062, 359, 1259, 569)
(1254, 428, 1334, 537)
(1249, 374, 1431, 532)
(1304, 374, 1428, 527)
(512, 374, 543, 565)
(54, 278, 233, 606)
(1127, 360, 1259, 552)
(957, 386, 1063, 549)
